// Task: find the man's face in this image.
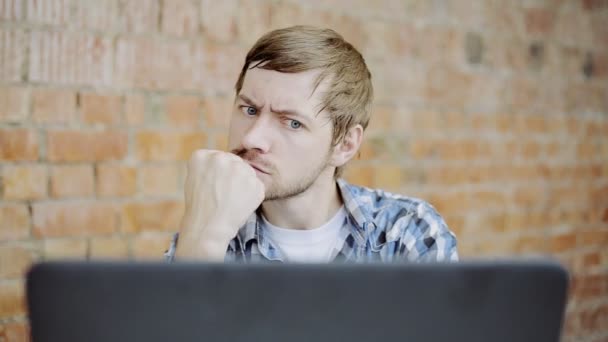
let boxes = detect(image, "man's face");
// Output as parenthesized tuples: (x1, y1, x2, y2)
(228, 67, 335, 201)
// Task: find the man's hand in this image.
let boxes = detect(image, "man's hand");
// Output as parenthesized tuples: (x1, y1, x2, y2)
(175, 150, 265, 261)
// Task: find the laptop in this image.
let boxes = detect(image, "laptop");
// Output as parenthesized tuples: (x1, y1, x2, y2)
(27, 260, 568, 342)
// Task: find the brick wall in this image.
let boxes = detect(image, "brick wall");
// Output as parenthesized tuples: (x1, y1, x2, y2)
(0, 0, 606, 341)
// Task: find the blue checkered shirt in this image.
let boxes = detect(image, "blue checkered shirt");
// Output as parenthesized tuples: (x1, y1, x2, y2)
(165, 179, 458, 263)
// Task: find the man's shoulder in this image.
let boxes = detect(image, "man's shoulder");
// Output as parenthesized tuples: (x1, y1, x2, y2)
(339, 179, 458, 261)
(339, 179, 441, 224)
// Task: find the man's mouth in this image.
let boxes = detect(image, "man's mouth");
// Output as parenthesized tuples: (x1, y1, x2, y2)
(247, 162, 270, 174)
(232, 148, 272, 174)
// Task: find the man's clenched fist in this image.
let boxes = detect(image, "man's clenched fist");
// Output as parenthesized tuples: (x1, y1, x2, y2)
(175, 150, 265, 261)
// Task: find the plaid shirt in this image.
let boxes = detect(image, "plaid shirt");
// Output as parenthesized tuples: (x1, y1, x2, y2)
(166, 179, 458, 263)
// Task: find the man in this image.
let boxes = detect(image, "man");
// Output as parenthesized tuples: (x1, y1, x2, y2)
(165, 26, 458, 263)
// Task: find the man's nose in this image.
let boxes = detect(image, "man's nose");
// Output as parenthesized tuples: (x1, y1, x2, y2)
(241, 114, 271, 153)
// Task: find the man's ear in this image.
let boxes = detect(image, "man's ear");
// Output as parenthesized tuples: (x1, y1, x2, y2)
(329, 124, 364, 168)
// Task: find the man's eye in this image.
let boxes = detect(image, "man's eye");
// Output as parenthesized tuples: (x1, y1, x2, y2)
(288, 120, 302, 129)
(243, 106, 257, 116)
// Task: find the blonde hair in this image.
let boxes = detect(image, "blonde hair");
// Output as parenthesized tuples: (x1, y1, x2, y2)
(234, 25, 373, 177)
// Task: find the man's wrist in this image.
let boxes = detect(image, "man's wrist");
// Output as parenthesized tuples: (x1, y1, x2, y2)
(174, 228, 233, 262)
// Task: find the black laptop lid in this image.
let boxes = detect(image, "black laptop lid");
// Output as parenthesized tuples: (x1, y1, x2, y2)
(27, 261, 568, 342)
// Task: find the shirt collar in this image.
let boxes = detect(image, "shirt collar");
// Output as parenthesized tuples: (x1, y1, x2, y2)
(235, 178, 370, 257)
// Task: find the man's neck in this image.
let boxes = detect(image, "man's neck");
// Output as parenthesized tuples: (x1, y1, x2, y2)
(261, 171, 343, 230)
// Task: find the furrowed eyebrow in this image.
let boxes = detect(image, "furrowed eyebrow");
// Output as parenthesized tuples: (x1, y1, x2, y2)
(238, 93, 311, 125)
(270, 106, 311, 124)
(238, 94, 262, 108)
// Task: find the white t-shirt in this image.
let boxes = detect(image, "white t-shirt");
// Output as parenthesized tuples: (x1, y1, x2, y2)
(261, 206, 347, 263)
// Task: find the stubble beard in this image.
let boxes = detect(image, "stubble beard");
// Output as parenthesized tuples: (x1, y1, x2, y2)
(232, 147, 333, 201)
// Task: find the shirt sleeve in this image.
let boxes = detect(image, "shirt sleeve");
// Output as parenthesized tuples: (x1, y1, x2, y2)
(396, 201, 459, 262)
(163, 232, 179, 263)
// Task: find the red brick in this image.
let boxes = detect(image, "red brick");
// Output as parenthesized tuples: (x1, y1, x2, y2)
(585, 118, 605, 136)
(0, 28, 27, 82)
(343, 166, 373, 188)
(427, 192, 471, 217)
(165, 95, 201, 126)
(33, 202, 117, 238)
(577, 141, 600, 161)
(580, 230, 608, 246)
(121, 200, 183, 233)
(125, 94, 145, 125)
(409, 139, 439, 160)
(138, 164, 179, 196)
(0, 0, 24, 21)
(513, 235, 547, 253)
(372, 62, 421, 104)
(29, 31, 113, 86)
(43, 238, 88, 259)
(466, 164, 502, 184)
(0, 204, 30, 241)
(31, 88, 77, 123)
(135, 131, 207, 161)
(549, 46, 585, 81)
(366, 105, 394, 133)
(357, 140, 375, 162)
(554, 5, 594, 47)
(469, 191, 507, 210)
(213, 133, 229, 151)
(521, 141, 542, 159)
(115, 37, 204, 90)
(0, 128, 38, 161)
(581, 0, 608, 10)
(468, 237, 516, 256)
(236, 0, 271, 45)
(550, 233, 578, 253)
(488, 36, 530, 72)
(412, 26, 463, 64)
(72, 0, 119, 31)
(359, 21, 416, 62)
(580, 251, 601, 268)
(426, 166, 469, 186)
(0, 244, 37, 278)
(407, 111, 440, 134)
(372, 164, 402, 192)
(591, 11, 608, 46)
(0, 280, 25, 318)
(81, 93, 123, 125)
(525, 8, 556, 35)
(96, 164, 137, 197)
(513, 186, 547, 208)
(132, 232, 174, 260)
(200, 0, 239, 43)
(438, 140, 482, 161)
(425, 65, 473, 110)
(90, 236, 128, 259)
(0, 86, 27, 122)
(25, 0, 69, 25)
(161, 0, 199, 37)
(47, 130, 128, 162)
(358, 136, 389, 161)
(579, 304, 608, 333)
(203, 42, 245, 95)
(202, 96, 233, 129)
(319, 12, 368, 51)
(2, 164, 47, 200)
(592, 51, 608, 79)
(571, 274, 607, 301)
(477, 213, 508, 234)
(121, 0, 159, 33)
(0, 321, 29, 342)
(50, 164, 95, 198)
